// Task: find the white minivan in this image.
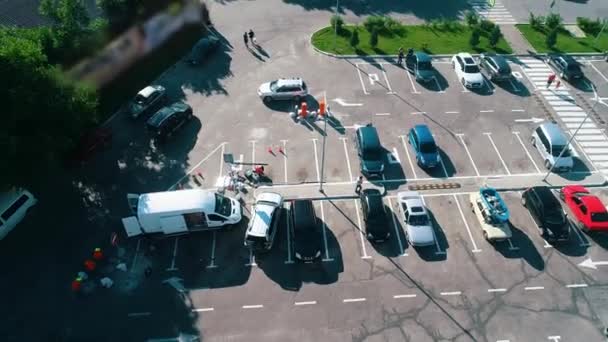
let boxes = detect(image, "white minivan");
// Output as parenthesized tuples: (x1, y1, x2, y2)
(0, 189, 37, 240)
(122, 189, 242, 237)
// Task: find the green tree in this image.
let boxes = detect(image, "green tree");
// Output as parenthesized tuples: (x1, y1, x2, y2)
(489, 25, 502, 47)
(469, 28, 481, 47)
(369, 28, 379, 48)
(331, 15, 344, 34)
(465, 11, 479, 27)
(349, 28, 359, 48)
(546, 28, 558, 48)
(0, 28, 99, 188)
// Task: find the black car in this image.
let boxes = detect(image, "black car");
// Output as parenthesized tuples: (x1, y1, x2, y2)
(146, 102, 193, 142)
(479, 53, 512, 82)
(360, 189, 390, 243)
(522, 186, 570, 242)
(291, 200, 323, 263)
(355, 124, 384, 177)
(548, 54, 584, 81)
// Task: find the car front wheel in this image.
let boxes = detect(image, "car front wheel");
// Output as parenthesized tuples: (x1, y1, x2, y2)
(544, 159, 552, 169)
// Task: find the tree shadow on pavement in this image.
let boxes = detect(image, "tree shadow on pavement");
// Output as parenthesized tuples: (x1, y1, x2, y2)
(495, 224, 545, 270)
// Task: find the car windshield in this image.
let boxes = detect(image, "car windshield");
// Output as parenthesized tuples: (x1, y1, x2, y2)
(269, 81, 279, 92)
(551, 145, 571, 157)
(546, 210, 565, 225)
(214, 193, 232, 216)
(134, 94, 148, 105)
(567, 64, 581, 72)
(592, 212, 608, 222)
(464, 65, 480, 73)
(420, 143, 437, 154)
(409, 213, 429, 226)
(363, 148, 382, 161)
(418, 61, 432, 70)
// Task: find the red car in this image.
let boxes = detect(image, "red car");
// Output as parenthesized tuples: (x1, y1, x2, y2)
(560, 185, 608, 232)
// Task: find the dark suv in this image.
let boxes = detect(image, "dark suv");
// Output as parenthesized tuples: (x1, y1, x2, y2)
(548, 54, 584, 81)
(291, 200, 322, 263)
(360, 189, 390, 243)
(405, 51, 434, 83)
(479, 53, 512, 82)
(146, 102, 193, 142)
(522, 186, 570, 242)
(355, 124, 384, 177)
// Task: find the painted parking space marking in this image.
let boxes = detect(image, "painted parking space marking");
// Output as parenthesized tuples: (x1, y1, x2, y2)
(340, 137, 354, 181)
(484, 132, 511, 175)
(166, 237, 179, 271)
(393, 294, 417, 299)
(488, 288, 507, 293)
(566, 283, 588, 288)
(453, 194, 482, 253)
(456, 134, 480, 176)
(343, 298, 366, 303)
(281, 140, 288, 183)
(511, 109, 525, 112)
(380, 63, 395, 94)
(285, 202, 294, 264)
(480, 109, 494, 113)
(400, 135, 418, 179)
(354, 199, 371, 259)
(317, 200, 333, 262)
(192, 307, 214, 312)
(387, 197, 407, 256)
(445, 111, 459, 114)
(420, 196, 446, 255)
(242, 304, 264, 309)
(440, 291, 462, 296)
(406, 68, 421, 94)
(375, 112, 391, 116)
(355, 63, 369, 95)
(588, 61, 608, 82)
(294, 301, 317, 306)
(206, 231, 218, 268)
(312, 138, 321, 182)
(245, 248, 257, 267)
(390, 147, 401, 164)
(513, 131, 541, 173)
(524, 286, 544, 291)
(432, 76, 445, 93)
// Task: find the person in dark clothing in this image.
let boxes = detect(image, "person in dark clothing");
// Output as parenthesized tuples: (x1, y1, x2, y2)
(397, 47, 404, 66)
(243, 32, 248, 46)
(248, 29, 256, 45)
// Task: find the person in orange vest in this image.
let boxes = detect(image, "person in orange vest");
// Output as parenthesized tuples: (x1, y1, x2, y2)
(84, 259, 96, 272)
(93, 248, 103, 261)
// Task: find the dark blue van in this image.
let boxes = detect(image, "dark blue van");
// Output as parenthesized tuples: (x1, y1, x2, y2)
(408, 125, 441, 168)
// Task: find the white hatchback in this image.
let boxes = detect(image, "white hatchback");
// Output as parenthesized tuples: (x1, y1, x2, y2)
(451, 52, 484, 88)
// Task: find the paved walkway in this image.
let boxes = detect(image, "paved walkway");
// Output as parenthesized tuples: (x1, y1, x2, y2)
(500, 24, 537, 54)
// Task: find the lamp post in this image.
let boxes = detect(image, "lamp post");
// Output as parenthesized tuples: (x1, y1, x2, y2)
(319, 93, 328, 193)
(543, 83, 601, 181)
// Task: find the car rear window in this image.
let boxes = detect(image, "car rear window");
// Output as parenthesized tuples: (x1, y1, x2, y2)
(1, 194, 29, 221)
(567, 64, 581, 72)
(420, 143, 437, 154)
(592, 212, 608, 222)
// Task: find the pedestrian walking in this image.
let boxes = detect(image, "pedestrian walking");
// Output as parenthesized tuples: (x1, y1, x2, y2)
(546, 73, 556, 88)
(248, 29, 256, 45)
(355, 175, 363, 194)
(243, 32, 248, 46)
(397, 47, 404, 66)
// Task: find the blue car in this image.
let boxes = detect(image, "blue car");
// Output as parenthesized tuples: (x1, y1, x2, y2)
(408, 125, 441, 168)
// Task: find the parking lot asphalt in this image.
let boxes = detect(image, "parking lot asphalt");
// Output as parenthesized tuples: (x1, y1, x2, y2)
(102, 51, 608, 342)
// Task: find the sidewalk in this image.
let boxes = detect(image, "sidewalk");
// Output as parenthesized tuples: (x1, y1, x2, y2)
(499, 24, 537, 55)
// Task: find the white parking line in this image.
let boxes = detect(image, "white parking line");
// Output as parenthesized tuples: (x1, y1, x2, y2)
(524, 286, 544, 291)
(420, 196, 446, 255)
(484, 133, 511, 175)
(406, 69, 421, 94)
(218, 143, 226, 178)
(206, 231, 218, 268)
(496, 340, 511, 342)
(480, 109, 495, 113)
(130, 239, 141, 273)
(393, 294, 417, 299)
(506, 238, 519, 251)
(566, 283, 588, 288)
(548, 336, 561, 341)
(166, 237, 179, 271)
(513, 131, 541, 173)
(318, 201, 333, 262)
(588, 61, 608, 82)
(381, 64, 394, 94)
(375, 112, 391, 116)
(453, 194, 482, 253)
(511, 109, 525, 112)
(285, 203, 294, 264)
(400, 135, 418, 179)
(343, 298, 366, 303)
(354, 199, 371, 259)
(170, 142, 227, 189)
(281, 140, 288, 183)
(391, 147, 401, 163)
(355, 63, 369, 95)
(312, 138, 321, 182)
(340, 138, 354, 181)
(483, 77, 494, 93)
(569, 220, 591, 247)
(432, 76, 445, 93)
(440, 291, 462, 296)
(488, 288, 507, 293)
(387, 197, 407, 256)
(250, 140, 256, 165)
(445, 111, 459, 114)
(519, 191, 554, 248)
(294, 301, 317, 306)
(192, 307, 214, 312)
(245, 248, 257, 267)
(456, 134, 480, 176)
(508, 78, 521, 92)
(411, 111, 426, 115)
(242, 304, 264, 309)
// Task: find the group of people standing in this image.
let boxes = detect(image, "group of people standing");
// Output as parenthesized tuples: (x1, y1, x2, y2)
(243, 29, 257, 47)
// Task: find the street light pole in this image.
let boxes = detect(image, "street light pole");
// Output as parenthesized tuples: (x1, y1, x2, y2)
(319, 92, 328, 193)
(543, 84, 598, 181)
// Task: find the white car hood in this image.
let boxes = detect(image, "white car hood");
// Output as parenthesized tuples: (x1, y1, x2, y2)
(258, 82, 272, 96)
(463, 72, 483, 84)
(407, 224, 435, 245)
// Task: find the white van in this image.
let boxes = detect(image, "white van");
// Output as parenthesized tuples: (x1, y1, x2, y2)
(0, 189, 37, 240)
(122, 189, 242, 237)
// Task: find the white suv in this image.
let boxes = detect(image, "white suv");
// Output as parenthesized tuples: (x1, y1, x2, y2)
(451, 53, 484, 88)
(244, 192, 284, 252)
(257, 78, 308, 103)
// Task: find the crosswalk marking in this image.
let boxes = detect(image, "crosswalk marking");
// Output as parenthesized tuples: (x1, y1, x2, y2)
(467, 0, 517, 24)
(519, 57, 608, 177)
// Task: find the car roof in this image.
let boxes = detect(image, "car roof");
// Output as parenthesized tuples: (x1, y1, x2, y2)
(146, 102, 186, 127)
(249, 202, 277, 237)
(358, 125, 381, 150)
(138, 189, 215, 215)
(539, 122, 568, 145)
(457, 52, 475, 64)
(292, 199, 316, 229)
(580, 195, 606, 212)
(414, 51, 431, 62)
(256, 192, 282, 205)
(530, 186, 559, 207)
(486, 54, 510, 69)
(276, 78, 303, 88)
(413, 125, 434, 144)
(559, 55, 576, 64)
(138, 85, 162, 98)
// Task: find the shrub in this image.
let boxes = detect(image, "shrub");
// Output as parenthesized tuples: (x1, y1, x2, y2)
(545, 13, 563, 31)
(349, 28, 359, 48)
(489, 25, 501, 47)
(383, 16, 401, 33)
(330, 15, 344, 33)
(479, 19, 496, 32)
(369, 28, 379, 47)
(546, 28, 558, 48)
(529, 12, 544, 31)
(465, 11, 479, 27)
(469, 28, 481, 47)
(430, 18, 441, 31)
(577, 17, 604, 36)
(364, 16, 385, 33)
